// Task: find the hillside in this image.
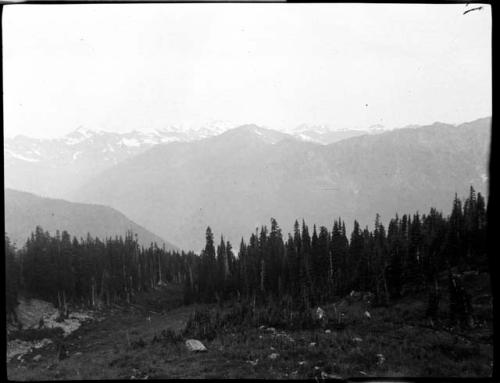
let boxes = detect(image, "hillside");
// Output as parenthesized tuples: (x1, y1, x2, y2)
(4, 189, 178, 250)
(71, 118, 490, 252)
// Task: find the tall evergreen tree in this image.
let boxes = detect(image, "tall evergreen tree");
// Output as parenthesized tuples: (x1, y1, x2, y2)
(5, 234, 19, 321)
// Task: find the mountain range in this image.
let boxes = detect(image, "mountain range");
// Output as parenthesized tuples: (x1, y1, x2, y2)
(5, 126, 224, 199)
(4, 123, 387, 199)
(4, 189, 177, 251)
(64, 117, 490, 252)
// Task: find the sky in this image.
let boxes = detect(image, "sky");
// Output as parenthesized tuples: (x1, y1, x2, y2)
(2, 3, 492, 139)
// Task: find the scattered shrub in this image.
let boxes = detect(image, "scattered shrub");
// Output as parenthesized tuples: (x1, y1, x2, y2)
(183, 308, 218, 341)
(151, 328, 183, 344)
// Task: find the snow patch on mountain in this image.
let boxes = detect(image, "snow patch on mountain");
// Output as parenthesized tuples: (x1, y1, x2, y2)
(120, 138, 141, 147)
(5, 149, 40, 163)
(297, 133, 316, 142)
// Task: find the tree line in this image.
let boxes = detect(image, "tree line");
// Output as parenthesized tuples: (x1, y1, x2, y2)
(184, 186, 487, 322)
(5, 230, 195, 319)
(5, 186, 487, 324)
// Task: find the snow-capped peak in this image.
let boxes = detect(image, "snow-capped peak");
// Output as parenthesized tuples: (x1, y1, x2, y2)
(64, 126, 99, 145)
(74, 126, 97, 138)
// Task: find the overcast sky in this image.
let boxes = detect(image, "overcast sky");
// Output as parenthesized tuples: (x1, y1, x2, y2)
(2, 3, 491, 139)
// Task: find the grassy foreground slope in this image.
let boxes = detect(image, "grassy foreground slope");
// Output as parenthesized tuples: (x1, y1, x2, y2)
(7, 271, 492, 379)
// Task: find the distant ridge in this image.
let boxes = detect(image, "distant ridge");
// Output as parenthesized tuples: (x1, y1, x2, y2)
(4, 189, 179, 251)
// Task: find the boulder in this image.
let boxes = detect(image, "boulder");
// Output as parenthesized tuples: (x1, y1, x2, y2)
(185, 339, 207, 352)
(33, 354, 42, 362)
(268, 353, 279, 360)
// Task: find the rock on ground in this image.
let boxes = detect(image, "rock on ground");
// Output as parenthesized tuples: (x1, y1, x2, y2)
(185, 339, 207, 352)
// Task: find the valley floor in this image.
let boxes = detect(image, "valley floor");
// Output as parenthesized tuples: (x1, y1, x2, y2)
(6, 277, 493, 380)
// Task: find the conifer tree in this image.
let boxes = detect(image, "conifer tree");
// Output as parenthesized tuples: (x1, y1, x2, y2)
(315, 226, 331, 302)
(348, 220, 364, 291)
(300, 221, 313, 308)
(386, 216, 403, 299)
(5, 234, 19, 321)
(200, 227, 217, 302)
